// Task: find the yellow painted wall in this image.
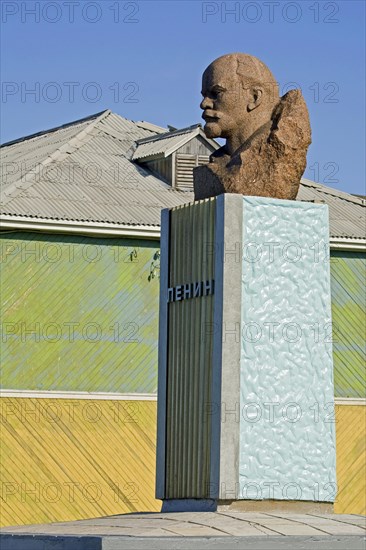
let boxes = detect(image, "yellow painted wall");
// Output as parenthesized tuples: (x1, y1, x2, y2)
(334, 404, 366, 515)
(0, 398, 160, 527)
(1, 399, 364, 526)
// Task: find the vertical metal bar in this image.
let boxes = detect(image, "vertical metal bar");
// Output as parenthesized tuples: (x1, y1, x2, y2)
(172, 152, 176, 188)
(156, 208, 170, 499)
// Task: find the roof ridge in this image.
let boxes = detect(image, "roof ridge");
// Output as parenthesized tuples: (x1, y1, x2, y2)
(300, 178, 365, 206)
(0, 110, 110, 148)
(136, 124, 201, 145)
(135, 121, 167, 133)
(1, 110, 112, 206)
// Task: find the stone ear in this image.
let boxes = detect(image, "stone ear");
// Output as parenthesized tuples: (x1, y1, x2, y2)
(248, 88, 263, 111)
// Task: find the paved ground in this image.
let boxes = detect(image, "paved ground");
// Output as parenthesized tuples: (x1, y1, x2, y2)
(1, 511, 365, 549)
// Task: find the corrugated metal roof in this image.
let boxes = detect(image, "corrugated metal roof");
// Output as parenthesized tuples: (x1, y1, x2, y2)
(1, 110, 193, 227)
(297, 179, 365, 239)
(135, 120, 167, 133)
(1, 110, 365, 239)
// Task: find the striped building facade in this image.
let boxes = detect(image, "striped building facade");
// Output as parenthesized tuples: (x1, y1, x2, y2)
(331, 250, 365, 514)
(1, 232, 364, 524)
(0, 233, 161, 526)
(0, 111, 364, 525)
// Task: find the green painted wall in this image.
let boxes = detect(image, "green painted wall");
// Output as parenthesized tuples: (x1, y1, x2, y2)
(1, 234, 364, 398)
(0, 233, 160, 393)
(330, 251, 365, 398)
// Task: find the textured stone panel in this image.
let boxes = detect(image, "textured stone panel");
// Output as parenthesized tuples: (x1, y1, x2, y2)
(239, 196, 336, 502)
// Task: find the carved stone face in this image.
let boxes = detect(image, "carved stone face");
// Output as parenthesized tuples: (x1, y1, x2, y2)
(195, 53, 311, 201)
(200, 56, 250, 139)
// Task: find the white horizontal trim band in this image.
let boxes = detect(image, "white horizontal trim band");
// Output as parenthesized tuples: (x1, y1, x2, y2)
(0, 390, 157, 401)
(334, 398, 366, 406)
(1, 215, 365, 249)
(0, 216, 160, 239)
(0, 391, 363, 405)
(330, 238, 366, 251)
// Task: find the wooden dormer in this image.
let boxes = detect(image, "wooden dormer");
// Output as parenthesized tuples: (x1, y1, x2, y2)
(132, 124, 219, 191)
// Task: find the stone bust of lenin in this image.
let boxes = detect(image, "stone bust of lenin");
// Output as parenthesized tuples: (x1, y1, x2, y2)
(193, 53, 311, 201)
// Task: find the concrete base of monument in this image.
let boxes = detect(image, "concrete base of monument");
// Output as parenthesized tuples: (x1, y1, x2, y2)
(161, 499, 217, 512)
(217, 500, 334, 514)
(157, 196, 337, 508)
(161, 499, 333, 514)
(2, 511, 365, 550)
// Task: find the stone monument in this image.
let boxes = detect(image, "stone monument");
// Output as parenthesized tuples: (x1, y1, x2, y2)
(156, 53, 336, 513)
(194, 53, 311, 200)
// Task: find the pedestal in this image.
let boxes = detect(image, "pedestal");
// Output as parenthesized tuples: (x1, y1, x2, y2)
(156, 194, 336, 512)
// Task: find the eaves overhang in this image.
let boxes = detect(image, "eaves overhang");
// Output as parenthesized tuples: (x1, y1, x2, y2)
(329, 237, 366, 251)
(133, 152, 165, 163)
(1, 214, 365, 250)
(0, 214, 160, 239)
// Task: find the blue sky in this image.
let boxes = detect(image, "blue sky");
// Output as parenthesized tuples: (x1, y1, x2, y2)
(1, 0, 365, 195)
